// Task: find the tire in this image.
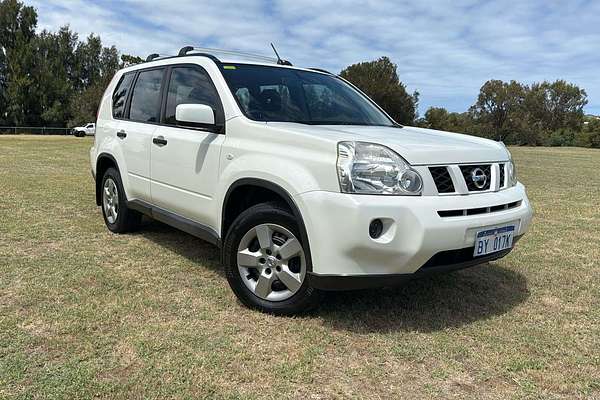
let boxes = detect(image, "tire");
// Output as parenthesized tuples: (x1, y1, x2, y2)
(223, 202, 320, 315)
(100, 167, 141, 233)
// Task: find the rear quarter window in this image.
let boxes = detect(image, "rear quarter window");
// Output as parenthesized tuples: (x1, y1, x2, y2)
(112, 72, 135, 118)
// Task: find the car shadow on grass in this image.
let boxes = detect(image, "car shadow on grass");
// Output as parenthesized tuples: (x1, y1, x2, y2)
(139, 218, 224, 275)
(138, 219, 529, 333)
(316, 265, 529, 333)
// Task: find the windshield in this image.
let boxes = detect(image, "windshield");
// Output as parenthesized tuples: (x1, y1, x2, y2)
(220, 64, 396, 126)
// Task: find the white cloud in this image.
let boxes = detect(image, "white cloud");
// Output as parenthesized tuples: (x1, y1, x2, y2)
(27, 0, 600, 114)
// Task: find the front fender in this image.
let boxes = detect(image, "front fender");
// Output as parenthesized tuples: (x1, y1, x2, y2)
(219, 152, 319, 198)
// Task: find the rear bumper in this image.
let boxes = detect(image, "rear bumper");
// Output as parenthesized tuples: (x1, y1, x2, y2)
(295, 183, 533, 279)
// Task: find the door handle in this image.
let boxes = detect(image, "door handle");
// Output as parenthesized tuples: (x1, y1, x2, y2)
(117, 130, 127, 139)
(153, 136, 168, 146)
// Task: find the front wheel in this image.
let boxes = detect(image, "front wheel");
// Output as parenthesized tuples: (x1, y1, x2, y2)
(223, 202, 320, 315)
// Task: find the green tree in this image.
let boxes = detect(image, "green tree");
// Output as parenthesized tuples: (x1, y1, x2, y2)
(69, 82, 105, 126)
(469, 80, 526, 142)
(581, 118, 600, 148)
(0, 0, 38, 125)
(69, 42, 120, 126)
(30, 27, 78, 126)
(525, 80, 587, 133)
(120, 54, 143, 68)
(422, 107, 450, 130)
(0, 0, 142, 128)
(420, 106, 477, 135)
(0, 46, 6, 124)
(75, 34, 103, 90)
(340, 56, 418, 125)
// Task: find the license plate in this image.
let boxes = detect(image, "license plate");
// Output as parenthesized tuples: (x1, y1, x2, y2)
(473, 225, 515, 257)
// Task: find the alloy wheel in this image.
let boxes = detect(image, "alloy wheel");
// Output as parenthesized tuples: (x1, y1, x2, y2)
(237, 223, 306, 302)
(102, 178, 119, 224)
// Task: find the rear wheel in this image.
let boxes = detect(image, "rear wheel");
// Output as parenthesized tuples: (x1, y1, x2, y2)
(223, 202, 319, 315)
(101, 167, 141, 233)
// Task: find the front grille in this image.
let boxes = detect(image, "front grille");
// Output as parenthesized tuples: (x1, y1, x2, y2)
(437, 200, 521, 218)
(499, 163, 505, 188)
(420, 246, 512, 270)
(429, 166, 455, 193)
(422, 247, 478, 269)
(460, 164, 491, 191)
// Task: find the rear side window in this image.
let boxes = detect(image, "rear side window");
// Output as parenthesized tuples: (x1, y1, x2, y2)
(129, 69, 164, 122)
(112, 73, 135, 118)
(164, 66, 222, 125)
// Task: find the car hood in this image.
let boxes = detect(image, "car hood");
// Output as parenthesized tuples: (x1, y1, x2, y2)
(267, 123, 509, 165)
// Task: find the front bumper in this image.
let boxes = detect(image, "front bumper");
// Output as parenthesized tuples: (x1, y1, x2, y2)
(295, 183, 533, 286)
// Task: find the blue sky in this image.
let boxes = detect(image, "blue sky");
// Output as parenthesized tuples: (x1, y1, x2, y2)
(29, 0, 600, 115)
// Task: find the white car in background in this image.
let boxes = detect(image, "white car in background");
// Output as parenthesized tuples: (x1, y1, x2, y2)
(90, 46, 533, 315)
(73, 123, 95, 137)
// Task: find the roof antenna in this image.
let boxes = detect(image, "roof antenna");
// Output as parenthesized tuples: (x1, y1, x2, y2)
(270, 43, 292, 66)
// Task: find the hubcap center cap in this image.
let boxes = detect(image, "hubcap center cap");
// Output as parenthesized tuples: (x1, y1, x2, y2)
(266, 256, 277, 268)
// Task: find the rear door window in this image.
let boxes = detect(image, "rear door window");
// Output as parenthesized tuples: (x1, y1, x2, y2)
(112, 72, 135, 118)
(129, 68, 164, 123)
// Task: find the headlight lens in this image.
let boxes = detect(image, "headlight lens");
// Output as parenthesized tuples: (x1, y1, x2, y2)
(507, 159, 517, 187)
(337, 141, 423, 195)
(500, 142, 518, 187)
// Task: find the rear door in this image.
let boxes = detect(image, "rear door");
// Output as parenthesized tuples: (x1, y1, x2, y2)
(117, 67, 165, 202)
(149, 64, 225, 229)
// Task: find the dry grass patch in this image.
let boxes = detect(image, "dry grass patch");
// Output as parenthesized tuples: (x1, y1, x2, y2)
(0, 135, 599, 399)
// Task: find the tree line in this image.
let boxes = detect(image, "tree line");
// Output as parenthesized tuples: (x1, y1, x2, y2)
(341, 58, 599, 148)
(1, 0, 598, 148)
(0, 0, 142, 128)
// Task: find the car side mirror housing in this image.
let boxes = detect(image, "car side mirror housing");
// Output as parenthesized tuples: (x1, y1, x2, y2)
(176, 104, 215, 127)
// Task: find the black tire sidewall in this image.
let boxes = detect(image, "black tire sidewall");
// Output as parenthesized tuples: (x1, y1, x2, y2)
(101, 167, 133, 233)
(223, 202, 319, 315)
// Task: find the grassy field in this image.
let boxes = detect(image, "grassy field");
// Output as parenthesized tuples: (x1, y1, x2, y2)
(0, 135, 599, 399)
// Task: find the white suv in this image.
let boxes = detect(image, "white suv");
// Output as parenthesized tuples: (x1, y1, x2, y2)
(90, 47, 533, 314)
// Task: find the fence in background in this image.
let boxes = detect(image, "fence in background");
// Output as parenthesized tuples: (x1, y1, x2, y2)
(0, 126, 72, 135)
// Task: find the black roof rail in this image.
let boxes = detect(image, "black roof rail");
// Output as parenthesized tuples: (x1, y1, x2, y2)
(145, 53, 175, 63)
(146, 53, 160, 62)
(178, 46, 194, 56)
(177, 46, 222, 65)
(177, 46, 293, 66)
(309, 68, 333, 74)
(147, 46, 295, 68)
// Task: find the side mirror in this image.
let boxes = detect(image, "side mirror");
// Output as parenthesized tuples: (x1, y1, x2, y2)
(176, 104, 215, 127)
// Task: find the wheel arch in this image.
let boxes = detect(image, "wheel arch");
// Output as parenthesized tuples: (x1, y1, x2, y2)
(221, 178, 313, 271)
(95, 153, 119, 206)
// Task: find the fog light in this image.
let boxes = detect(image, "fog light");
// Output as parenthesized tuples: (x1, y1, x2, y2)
(369, 219, 384, 239)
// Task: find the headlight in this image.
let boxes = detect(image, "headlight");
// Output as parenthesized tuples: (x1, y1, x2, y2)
(499, 142, 518, 187)
(507, 159, 517, 187)
(337, 141, 423, 195)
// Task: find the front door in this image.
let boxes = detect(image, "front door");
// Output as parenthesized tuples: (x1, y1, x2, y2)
(150, 65, 226, 229)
